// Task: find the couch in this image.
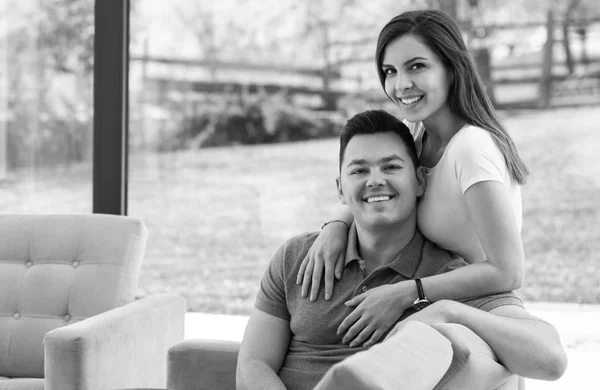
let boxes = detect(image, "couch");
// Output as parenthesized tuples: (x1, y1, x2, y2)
(0, 214, 186, 390)
(167, 321, 518, 390)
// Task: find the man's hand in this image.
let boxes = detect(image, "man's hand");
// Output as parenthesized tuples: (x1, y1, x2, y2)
(338, 283, 415, 348)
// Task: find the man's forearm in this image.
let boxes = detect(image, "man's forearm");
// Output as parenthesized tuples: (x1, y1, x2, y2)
(237, 359, 287, 390)
(445, 301, 567, 380)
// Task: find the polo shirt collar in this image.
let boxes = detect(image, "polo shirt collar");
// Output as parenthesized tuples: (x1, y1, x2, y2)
(344, 223, 424, 278)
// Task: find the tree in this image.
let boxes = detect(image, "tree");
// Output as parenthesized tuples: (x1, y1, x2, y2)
(539, 9, 555, 109)
(261, 0, 430, 109)
(1, 0, 95, 170)
(562, 0, 581, 74)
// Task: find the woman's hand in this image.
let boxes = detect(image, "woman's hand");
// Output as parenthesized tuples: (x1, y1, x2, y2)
(337, 282, 415, 348)
(296, 222, 348, 301)
(384, 300, 453, 341)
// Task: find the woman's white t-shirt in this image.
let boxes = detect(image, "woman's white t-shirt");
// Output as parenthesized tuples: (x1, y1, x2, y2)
(407, 122, 522, 263)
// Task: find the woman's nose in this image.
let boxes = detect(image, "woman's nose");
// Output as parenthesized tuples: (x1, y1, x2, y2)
(396, 74, 413, 92)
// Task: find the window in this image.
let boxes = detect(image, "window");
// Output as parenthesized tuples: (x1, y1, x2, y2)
(127, 0, 412, 313)
(127, 0, 599, 315)
(0, 0, 94, 213)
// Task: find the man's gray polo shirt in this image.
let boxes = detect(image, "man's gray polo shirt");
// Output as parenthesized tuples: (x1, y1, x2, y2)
(255, 224, 523, 390)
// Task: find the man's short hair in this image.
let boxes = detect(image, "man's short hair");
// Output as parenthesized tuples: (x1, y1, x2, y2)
(339, 110, 419, 172)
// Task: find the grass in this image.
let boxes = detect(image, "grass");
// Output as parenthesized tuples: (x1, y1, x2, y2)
(130, 105, 600, 313)
(2, 106, 599, 313)
(504, 107, 600, 304)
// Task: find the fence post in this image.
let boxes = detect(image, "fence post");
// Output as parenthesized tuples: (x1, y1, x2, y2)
(474, 48, 495, 106)
(0, 26, 6, 179)
(539, 9, 555, 109)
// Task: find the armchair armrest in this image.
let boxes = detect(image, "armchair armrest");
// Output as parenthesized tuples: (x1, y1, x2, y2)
(43, 294, 186, 390)
(167, 339, 240, 390)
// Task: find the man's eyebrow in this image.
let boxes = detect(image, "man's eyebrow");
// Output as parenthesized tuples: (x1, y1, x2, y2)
(347, 158, 368, 167)
(381, 155, 405, 163)
(347, 155, 405, 167)
(382, 56, 428, 68)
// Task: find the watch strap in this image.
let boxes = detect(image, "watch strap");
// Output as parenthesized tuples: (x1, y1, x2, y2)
(413, 278, 430, 311)
(415, 278, 426, 300)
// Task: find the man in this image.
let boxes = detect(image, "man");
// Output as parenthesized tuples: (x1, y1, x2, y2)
(236, 110, 567, 389)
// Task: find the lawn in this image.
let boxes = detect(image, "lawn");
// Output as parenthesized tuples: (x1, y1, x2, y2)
(127, 105, 600, 313)
(2, 106, 599, 314)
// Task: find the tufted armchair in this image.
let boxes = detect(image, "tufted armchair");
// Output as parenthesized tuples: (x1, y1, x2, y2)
(0, 214, 186, 390)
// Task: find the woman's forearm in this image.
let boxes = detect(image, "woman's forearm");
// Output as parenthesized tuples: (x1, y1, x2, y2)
(420, 261, 520, 302)
(328, 207, 354, 226)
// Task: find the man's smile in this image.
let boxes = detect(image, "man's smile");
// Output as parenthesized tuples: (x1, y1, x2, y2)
(364, 195, 395, 203)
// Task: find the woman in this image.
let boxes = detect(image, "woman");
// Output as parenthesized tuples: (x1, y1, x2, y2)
(297, 9, 528, 348)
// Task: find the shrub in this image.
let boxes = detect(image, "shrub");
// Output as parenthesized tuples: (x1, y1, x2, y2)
(161, 90, 342, 151)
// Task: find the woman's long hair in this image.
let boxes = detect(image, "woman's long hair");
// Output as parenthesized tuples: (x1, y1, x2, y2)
(375, 9, 529, 184)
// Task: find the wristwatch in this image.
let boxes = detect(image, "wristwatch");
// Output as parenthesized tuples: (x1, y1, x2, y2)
(412, 278, 431, 311)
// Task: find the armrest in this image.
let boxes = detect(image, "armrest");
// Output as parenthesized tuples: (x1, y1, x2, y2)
(43, 294, 186, 390)
(167, 339, 240, 390)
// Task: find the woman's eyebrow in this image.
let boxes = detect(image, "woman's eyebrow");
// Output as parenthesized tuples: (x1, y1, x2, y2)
(403, 56, 428, 66)
(382, 56, 428, 68)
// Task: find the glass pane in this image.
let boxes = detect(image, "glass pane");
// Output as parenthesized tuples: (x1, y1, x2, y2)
(0, 0, 94, 213)
(129, 0, 600, 314)
(128, 0, 408, 314)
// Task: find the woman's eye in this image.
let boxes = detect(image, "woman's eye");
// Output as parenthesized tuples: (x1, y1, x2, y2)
(409, 63, 425, 71)
(383, 68, 396, 76)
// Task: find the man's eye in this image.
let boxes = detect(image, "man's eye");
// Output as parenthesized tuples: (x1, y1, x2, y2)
(385, 165, 401, 171)
(350, 169, 365, 175)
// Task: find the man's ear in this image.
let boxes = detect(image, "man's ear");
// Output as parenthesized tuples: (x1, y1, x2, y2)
(336, 177, 346, 204)
(415, 166, 427, 197)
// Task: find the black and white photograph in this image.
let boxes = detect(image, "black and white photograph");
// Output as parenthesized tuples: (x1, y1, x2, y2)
(0, 0, 598, 389)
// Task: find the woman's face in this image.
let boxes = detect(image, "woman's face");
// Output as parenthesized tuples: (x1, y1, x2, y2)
(381, 34, 452, 123)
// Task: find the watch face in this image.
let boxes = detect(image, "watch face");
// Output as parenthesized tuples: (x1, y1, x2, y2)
(413, 299, 430, 311)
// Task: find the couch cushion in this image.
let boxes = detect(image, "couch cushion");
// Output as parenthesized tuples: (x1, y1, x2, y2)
(0, 377, 45, 389)
(0, 214, 147, 378)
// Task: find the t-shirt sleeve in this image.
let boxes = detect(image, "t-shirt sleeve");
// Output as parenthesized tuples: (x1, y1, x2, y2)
(254, 242, 291, 321)
(450, 128, 508, 194)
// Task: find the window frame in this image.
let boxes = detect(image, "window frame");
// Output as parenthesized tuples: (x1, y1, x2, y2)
(92, 0, 130, 215)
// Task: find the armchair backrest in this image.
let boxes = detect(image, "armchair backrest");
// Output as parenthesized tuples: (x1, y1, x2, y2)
(0, 214, 147, 378)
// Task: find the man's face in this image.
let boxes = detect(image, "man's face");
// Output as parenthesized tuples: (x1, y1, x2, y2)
(337, 131, 425, 230)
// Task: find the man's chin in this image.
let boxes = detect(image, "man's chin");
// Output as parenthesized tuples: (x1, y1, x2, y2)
(360, 217, 398, 230)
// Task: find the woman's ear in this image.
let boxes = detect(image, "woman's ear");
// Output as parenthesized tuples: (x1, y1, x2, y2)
(336, 177, 346, 204)
(415, 166, 427, 197)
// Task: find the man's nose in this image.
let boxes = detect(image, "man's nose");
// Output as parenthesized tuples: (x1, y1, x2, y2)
(366, 171, 386, 187)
